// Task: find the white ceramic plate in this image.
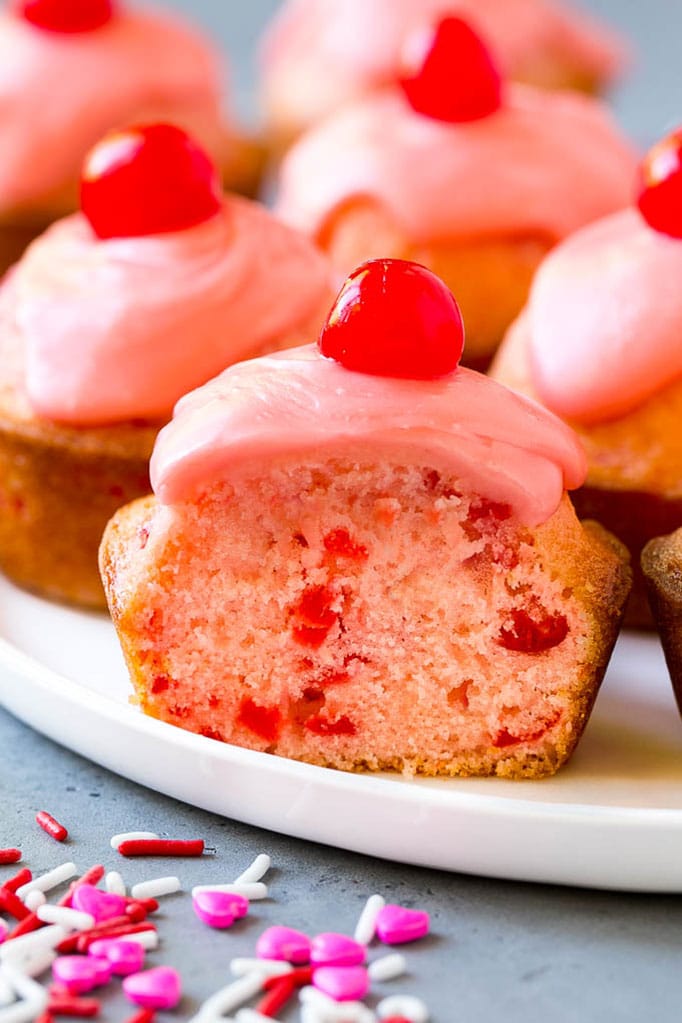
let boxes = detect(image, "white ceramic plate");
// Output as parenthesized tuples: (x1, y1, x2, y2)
(1, 574, 682, 893)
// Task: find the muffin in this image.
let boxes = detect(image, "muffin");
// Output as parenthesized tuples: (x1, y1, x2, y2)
(274, 17, 636, 368)
(261, 0, 627, 150)
(642, 531, 682, 714)
(101, 260, 630, 779)
(0, 124, 334, 609)
(491, 128, 682, 628)
(0, 0, 264, 273)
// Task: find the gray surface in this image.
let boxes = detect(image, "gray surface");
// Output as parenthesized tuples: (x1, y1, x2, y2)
(2, 2, 682, 1021)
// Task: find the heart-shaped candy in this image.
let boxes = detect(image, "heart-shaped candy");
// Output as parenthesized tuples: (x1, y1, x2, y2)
(71, 884, 127, 923)
(123, 966, 182, 1010)
(256, 925, 311, 964)
(88, 938, 145, 976)
(192, 890, 248, 929)
(310, 932, 366, 968)
(52, 955, 111, 994)
(312, 965, 370, 1002)
(375, 905, 430, 945)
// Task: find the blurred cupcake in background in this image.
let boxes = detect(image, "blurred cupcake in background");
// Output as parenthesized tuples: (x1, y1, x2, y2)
(275, 17, 636, 368)
(261, 0, 628, 151)
(0, 0, 264, 273)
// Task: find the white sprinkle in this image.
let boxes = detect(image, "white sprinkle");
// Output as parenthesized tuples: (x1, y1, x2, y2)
(377, 994, 430, 1022)
(354, 894, 385, 945)
(191, 882, 268, 900)
(235, 1011, 273, 1023)
(189, 973, 267, 1020)
(300, 987, 336, 1008)
(105, 871, 126, 896)
(0, 964, 48, 1023)
(131, 876, 181, 900)
(0, 974, 13, 1007)
(0, 925, 66, 963)
(36, 905, 94, 932)
(16, 862, 77, 900)
(120, 930, 159, 951)
(233, 854, 271, 886)
(8, 948, 56, 980)
(367, 952, 407, 983)
(110, 831, 159, 850)
(230, 958, 292, 979)
(299, 989, 375, 1022)
(22, 892, 45, 913)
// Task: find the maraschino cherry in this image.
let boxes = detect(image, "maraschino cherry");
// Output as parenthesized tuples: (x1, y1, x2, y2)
(318, 259, 465, 379)
(637, 128, 682, 239)
(400, 16, 503, 123)
(81, 124, 223, 240)
(15, 0, 114, 33)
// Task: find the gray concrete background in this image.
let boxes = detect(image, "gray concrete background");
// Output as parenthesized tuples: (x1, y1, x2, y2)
(3, 3, 682, 1021)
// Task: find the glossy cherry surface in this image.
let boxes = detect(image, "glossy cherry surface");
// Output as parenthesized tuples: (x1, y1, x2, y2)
(15, 0, 114, 32)
(318, 259, 464, 379)
(81, 124, 222, 240)
(400, 16, 503, 123)
(637, 128, 682, 239)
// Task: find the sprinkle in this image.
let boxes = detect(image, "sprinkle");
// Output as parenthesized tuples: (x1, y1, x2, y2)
(110, 834, 160, 852)
(254, 974, 296, 1017)
(235, 1011, 276, 1023)
(0, 923, 8, 947)
(47, 994, 100, 1017)
(5, 948, 57, 979)
(5, 914, 43, 941)
(191, 883, 267, 900)
(233, 855, 271, 886)
(367, 954, 407, 983)
(0, 972, 13, 1005)
(0, 962, 49, 1022)
(36, 813, 68, 844)
(299, 985, 376, 1022)
(76, 923, 156, 954)
(122, 967, 181, 1011)
(1, 872, 31, 895)
(17, 863, 78, 901)
(354, 895, 385, 946)
(117, 840, 204, 858)
(123, 1010, 155, 1023)
(190, 973, 267, 1020)
(60, 867, 106, 909)
(52, 956, 111, 995)
(263, 965, 312, 990)
(23, 893, 46, 913)
(376, 995, 429, 1022)
(37, 907, 95, 933)
(0, 926, 67, 962)
(0, 851, 21, 867)
(230, 959, 293, 979)
(105, 873, 126, 897)
(130, 878, 181, 901)
(0, 889, 30, 922)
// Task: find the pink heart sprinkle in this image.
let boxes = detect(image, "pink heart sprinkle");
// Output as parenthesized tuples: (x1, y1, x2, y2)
(312, 965, 370, 1002)
(71, 884, 127, 923)
(256, 925, 311, 964)
(52, 956, 112, 994)
(310, 932, 367, 968)
(123, 966, 182, 1010)
(192, 890, 248, 929)
(88, 938, 145, 976)
(375, 904, 430, 945)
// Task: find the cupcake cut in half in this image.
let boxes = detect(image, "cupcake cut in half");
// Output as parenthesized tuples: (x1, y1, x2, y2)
(101, 259, 631, 779)
(491, 127, 682, 628)
(274, 17, 636, 369)
(0, 124, 334, 608)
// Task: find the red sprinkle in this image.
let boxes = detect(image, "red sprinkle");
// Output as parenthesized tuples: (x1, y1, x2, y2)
(7, 911, 44, 939)
(0, 886, 31, 920)
(263, 966, 313, 990)
(0, 848, 22, 865)
(1, 867, 32, 892)
(123, 1010, 155, 1023)
(58, 865, 105, 907)
(117, 839, 205, 857)
(36, 811, 69, 843)
(76, 921, 156, 954)
(255, 975, 297, 1017)
(48, 995, 101, 1018)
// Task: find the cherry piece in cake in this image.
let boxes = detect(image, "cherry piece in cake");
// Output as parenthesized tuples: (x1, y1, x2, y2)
(81, 123, 223, 240)
(318, 258, 465, 379)
(401, 16, 503, 123)
(637, 128, 682, 240)
(15, 0, 114, 32)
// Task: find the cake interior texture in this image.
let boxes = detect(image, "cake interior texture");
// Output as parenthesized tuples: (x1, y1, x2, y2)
(102, 455, 630, 779)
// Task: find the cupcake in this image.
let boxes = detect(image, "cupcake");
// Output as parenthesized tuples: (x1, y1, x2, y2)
(101, 260, 630, 779)
(0, 0, 264, 273)
(642, 531, 682, 714)
(274, 17, 636, 368)
(491, 128, 682, 628)
(261, 0, 627, 150)
(0, 124, 334, 609)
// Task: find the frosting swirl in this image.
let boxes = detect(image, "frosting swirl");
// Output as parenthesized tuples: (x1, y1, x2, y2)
(151, 344, 586, 526)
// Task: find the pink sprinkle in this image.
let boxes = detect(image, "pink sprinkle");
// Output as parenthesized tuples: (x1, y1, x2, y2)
(375, 905, 430, 945)
(256, 926, 311, 965)
(312, 965, 370, 1002)
(123, 966, 182, 1010)
(72, 885, 127, 924)
(89, 939, 146, 976)
(192, 891, 249, 930)
(0, 919, 8, 944)
(52, 956, 112, 994)
(310, 933, 366, 968)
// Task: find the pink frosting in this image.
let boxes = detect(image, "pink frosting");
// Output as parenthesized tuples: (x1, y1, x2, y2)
(262, 0, 626, 128)
(0, 6, 230, 211)
(527, 208, 682, 424)
(6, 197, 333, 425)
(150, 344, 586, 527)
(275, 87, 637, 243)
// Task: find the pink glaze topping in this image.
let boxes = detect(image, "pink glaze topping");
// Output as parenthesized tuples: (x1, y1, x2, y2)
(276, 87, 636, 244)
(0, 6, 228, 211)
(528, 208, 682, 424)
(150, 344, 587, 526)
(262, 0, 626, 126)
(6, 197, 332, 425)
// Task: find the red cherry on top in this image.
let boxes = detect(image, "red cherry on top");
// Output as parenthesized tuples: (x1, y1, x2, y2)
(318, 259, 465, 380)
(637, 128, 682, 239)
(81, 124, 223, 240)
(15, 0, 114, 33)
(400, 16, 503, 123)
